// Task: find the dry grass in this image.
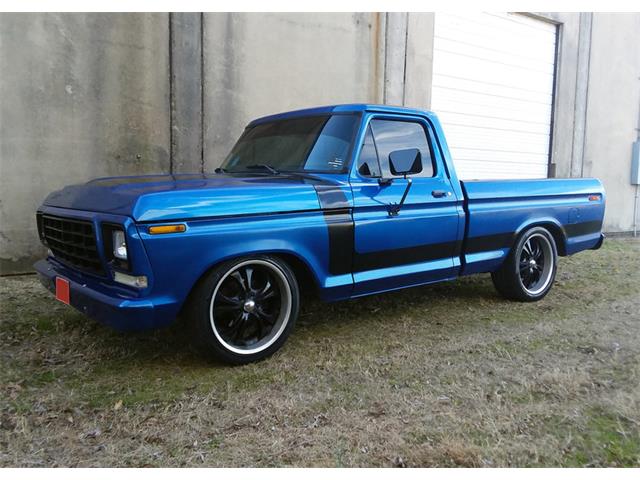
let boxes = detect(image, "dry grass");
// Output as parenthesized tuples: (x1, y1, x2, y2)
(1, 238, 639, 467)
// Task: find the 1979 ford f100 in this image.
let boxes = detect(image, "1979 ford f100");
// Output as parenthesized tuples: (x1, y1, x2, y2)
(35, 104, 606, 363)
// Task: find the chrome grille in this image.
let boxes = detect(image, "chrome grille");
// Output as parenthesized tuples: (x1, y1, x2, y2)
(40, 214, 104, 275)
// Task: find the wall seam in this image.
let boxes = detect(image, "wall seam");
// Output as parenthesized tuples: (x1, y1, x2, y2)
(570, 12, 591, 178)
(568, 13, 583, 177)
(401, 13, 409, 106)
(168, 13, 174, 174)
(547, 21, 561, 178)
(580, 13, 593, 178)
(426, 13, 435, 110)
(383, 13, 389, 104)
(200, 12, 205, 173)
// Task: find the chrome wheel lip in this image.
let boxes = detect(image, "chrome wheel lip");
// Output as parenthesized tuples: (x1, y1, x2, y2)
(518, 233, 554, 296)
(209, 259, 292, 355)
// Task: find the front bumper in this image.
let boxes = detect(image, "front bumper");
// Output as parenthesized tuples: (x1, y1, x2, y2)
(34, 258, 179, 331)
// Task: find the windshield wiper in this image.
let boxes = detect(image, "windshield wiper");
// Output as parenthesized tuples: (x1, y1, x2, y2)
(214, 167, 227, 174)
(244, 164, 280, 175)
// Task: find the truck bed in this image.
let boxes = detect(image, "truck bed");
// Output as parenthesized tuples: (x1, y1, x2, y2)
(460, 178, 605, 275)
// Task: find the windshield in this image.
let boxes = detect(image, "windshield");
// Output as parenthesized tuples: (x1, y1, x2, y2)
(221, 114, 360, 173)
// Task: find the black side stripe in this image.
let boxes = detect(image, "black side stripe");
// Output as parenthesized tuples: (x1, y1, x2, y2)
(313, 184, 354, 275)
(313, 183, 463, 274)
(353, 240, 461, 272)
(465, 232, 513, 254)
(352, 217, 596, 273)
(323, 209, 354, 275)
(465, 220, 603, 256)
(314, 179, 603, 275)
(564, 220, 603, 237)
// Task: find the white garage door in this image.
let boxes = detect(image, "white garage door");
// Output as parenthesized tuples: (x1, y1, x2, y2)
(431, 12, 557, 180)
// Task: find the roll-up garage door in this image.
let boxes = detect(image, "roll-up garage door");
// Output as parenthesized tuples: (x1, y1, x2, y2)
(431, 12, 557, 180)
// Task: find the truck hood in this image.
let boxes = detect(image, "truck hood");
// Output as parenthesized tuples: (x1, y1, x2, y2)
(42, 173, 324, 221)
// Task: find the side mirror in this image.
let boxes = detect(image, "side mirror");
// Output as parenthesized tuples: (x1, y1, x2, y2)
(389, 148, 422, 177)
(385, 148, 421, 216)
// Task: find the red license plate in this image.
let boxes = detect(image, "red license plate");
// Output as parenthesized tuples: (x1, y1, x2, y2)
(55, 277, 70, 305)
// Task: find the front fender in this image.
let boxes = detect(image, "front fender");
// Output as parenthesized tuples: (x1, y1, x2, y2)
(138, 211, 353, 312)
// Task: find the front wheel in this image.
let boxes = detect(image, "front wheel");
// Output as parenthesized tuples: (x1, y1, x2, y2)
(491, 226, 558, 302)
(187, 255, 300, 364)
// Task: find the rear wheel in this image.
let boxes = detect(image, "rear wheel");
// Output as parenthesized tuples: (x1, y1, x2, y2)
(491, 226, 558, 302)
(187, 255, 299, 364)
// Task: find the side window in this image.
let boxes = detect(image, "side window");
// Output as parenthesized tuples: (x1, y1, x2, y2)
(369, 119, 435, 177)
(356, 125, 382, 177)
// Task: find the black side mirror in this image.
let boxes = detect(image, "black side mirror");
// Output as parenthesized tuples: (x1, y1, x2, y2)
(389, 148, 422, 177)
(385, 148, 422, 217)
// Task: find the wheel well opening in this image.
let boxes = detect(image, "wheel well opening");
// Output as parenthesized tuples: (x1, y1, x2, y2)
(179, 252, 321, 320)
(272, 253, 320, 297)
(524, 222, 567, 256)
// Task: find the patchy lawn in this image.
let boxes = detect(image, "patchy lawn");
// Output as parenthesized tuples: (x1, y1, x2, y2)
(0, 238, 639, 467)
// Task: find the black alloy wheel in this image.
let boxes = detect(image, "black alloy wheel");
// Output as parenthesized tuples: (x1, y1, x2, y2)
(491, 226, 558, 302)
(210, 260, 290, 353)
(187, 256, 299, 364)
(517, 233, 555, 295)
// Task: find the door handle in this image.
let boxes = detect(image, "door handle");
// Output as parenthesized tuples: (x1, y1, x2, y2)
(432, 190, 450, 198)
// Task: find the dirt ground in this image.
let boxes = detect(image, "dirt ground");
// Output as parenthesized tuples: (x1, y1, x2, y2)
(0, 238, 639, 467)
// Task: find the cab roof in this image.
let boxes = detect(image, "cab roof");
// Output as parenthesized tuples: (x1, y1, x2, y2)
(248, 103, 435, 126)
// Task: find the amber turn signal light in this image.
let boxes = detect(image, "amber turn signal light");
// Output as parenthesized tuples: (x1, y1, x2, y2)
(148, 224, 187, 234)
(588, 194, 601, 202)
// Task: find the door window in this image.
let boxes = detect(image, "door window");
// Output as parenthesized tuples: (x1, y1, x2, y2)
(356, 125, 382, 177)
(357, 119, 435, 178)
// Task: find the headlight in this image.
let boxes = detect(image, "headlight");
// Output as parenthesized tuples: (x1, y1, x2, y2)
(112, 230, 128, 260)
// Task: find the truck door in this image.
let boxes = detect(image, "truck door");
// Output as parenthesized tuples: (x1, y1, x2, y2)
(349, 114, 462, 295)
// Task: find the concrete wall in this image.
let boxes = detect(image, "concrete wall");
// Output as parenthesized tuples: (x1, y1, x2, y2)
(582, 13, 640, 232)
(538, 12, 640, 232)
(539, 13, 640, 232)
(1, 12, 638, 274)
(170, 13, 203, 173)
(382, 13, 435, 109)
(200, 12, 436, 167)
(533, 12, 581, 179)
(0, 13, 170, 274)
(201, 12, 384, 168)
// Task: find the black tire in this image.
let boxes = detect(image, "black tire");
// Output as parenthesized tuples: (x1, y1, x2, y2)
(186, 255, 300, 364)
(491, 226, 558, 302)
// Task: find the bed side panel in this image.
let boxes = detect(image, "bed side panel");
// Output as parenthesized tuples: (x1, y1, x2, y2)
(461, 178, 605, 274)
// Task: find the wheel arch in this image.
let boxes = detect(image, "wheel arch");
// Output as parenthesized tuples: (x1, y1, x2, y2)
(180, 249, 321, 315)
(513, 219, 567, 256)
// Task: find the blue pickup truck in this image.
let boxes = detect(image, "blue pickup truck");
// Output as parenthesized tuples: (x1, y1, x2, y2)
(35, 104, 605, 363)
